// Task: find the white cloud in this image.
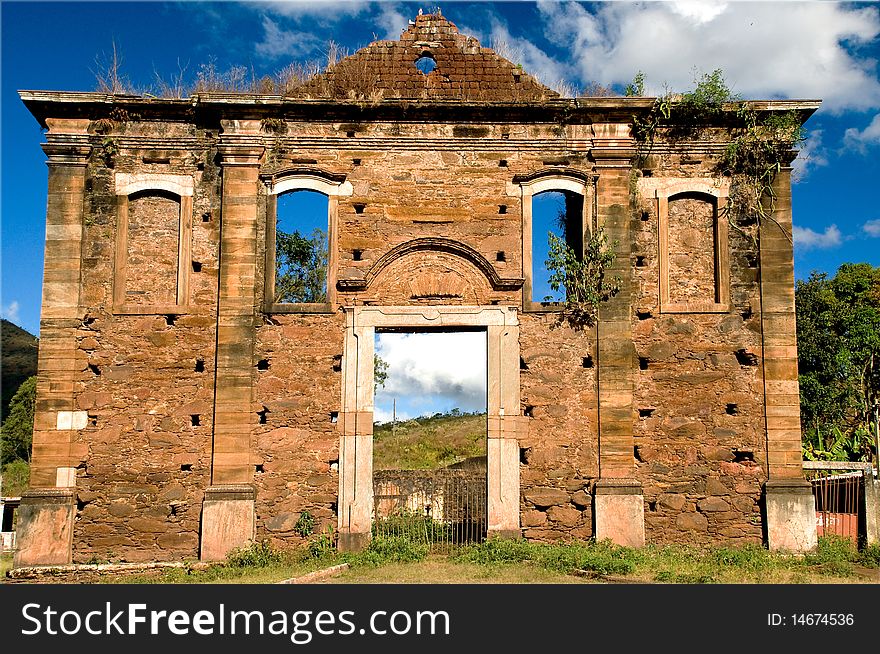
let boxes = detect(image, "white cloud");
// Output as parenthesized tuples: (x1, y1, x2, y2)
(537, 1, 880, 112)
(485, 20, 572, 92)
(259, 0, 370, 22)
(255, 16, 324, 59)
(843, 113, 880, 153)
(863, 219, 880, 237)
(791, 129, 828, 183)
(793, 224, 843, 250)
(376, 3, 409, 41)
(374, 332, 487, 421)
(1, 300, 20, 323)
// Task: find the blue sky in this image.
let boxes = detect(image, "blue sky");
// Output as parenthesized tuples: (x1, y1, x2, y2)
(2, 1, 879, 416)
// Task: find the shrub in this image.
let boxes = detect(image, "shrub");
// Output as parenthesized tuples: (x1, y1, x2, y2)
(225, 540, 285, 568)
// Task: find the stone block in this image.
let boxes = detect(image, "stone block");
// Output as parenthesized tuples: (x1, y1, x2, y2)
(200, 485, 256, 561)
(764, 479, 817, 552)
(14, 490, 75, 567)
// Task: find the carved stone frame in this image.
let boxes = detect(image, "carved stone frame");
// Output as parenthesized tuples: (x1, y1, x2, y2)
(336, 305, 523, 550)
(644, 177, 730, 314)
(262, 169, 353, 314)
(112, 173, 193, 315)
(514, 169, 594, 312)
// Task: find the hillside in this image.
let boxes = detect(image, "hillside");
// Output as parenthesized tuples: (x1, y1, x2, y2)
(1, 319, 38, 422)
(373, 412, 487, 470)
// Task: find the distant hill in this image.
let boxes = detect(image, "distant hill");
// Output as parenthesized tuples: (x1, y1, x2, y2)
(1, 319, 38, 422)
(373, 412, 487, 470)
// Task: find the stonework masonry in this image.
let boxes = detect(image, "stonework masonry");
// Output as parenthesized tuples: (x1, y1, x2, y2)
(15, 14, 820, 565)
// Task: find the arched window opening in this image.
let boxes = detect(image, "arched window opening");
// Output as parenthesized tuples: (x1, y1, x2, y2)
(531, 190, 584, 304)
(274, 190, 329, 304)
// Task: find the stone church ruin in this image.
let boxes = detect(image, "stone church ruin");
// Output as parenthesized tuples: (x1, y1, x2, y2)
(15, 13, 820, 566)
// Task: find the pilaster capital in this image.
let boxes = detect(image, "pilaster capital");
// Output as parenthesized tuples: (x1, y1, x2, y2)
(217, 141, 265, 167)
(41, 141, 92, 167)
(590, 147, 637, 169)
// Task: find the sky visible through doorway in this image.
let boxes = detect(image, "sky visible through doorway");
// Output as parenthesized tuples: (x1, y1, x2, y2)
(374, 331, 487, 424)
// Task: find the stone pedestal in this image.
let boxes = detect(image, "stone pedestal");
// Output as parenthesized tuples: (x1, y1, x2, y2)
(14, 489, 75, 567)
(200, 485, 256, 561)
(594, 479, 645, 547)
(764, 478, 817, 552)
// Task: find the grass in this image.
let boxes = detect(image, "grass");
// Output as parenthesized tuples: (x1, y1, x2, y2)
(15, 534, 875, 585)
(373, 412, 486, 470)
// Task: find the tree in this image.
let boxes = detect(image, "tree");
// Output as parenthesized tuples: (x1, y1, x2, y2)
(374, 354, 388, 392)
(796, 263, 880, 461)
(1, 375, 36, 464)
(275, 227, 328, 303)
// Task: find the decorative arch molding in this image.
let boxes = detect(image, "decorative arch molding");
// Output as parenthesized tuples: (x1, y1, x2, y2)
(337, 237, 523, 292)
(514, 169, 595, 310)
(115, 172, 193, 197)
(261, 167, 353, 197)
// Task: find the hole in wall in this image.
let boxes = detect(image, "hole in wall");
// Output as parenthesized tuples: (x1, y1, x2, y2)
(638, 407, 656, 418)
(165, 314, 177, 327)
(190, 415, 200, 427)
(329, 458, 339, 473)
(88, 363, 101, 376)
(332, 355, 342, 372)
(192, 261, 202, 273)
(639, 357, 649, 370)
(254, 464, 265, 473)
(648, 500, 658, 512)
(501, 131, 510, 140)
(741, 306, 753, 320)
(498, 205, 508, 214)
(513, 73, 521, 83)
(353, 203, 365, 214)
(524, 405, 534, 418)
(582, 355, 593, 368)
(726, 403, 739, 415)
(636, 310, 653, 320)
(353, 249, 363, 261)
(352, 158, 361, 166)
(634, 446, 645, 463)
(636, 255, 647, 267)
(496, 251, 506, 262)
(641, 211, 650, 221)
(520, 447, 532, 465)
(180, 464, 192, 472)
(257, 359, 270, 370)
(733, 449, 755, 463)
(346, 131, 355, 138)
(202, 211, 212, 223)
(499, 159, 508, 167)
(88, 414, 98, 427)
(734, 349, 759, 367)
(414, 54, 437, 74)
(520, 356, 529, 370)
(330, 411, 339, 423)
(257, 407, 269, 424)
(195, 359, 205, 373)
(746, 253, 759, 268)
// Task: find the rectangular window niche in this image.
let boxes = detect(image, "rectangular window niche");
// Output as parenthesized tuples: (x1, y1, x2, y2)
(654, 180, 730, 314)
(113, 187, 193, 316)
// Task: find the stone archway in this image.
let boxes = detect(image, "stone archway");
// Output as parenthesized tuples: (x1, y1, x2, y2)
(336, 305, 523, 550)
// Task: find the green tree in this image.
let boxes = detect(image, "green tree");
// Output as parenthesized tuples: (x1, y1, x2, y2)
(275, 227, 328, 303)
(1, 375, 36, 464)
(374, 354, 389, 392)
(796, 263, 880, 461)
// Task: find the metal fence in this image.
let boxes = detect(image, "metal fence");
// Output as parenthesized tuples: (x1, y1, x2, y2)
(803, 461, 872, 545)
(373, 468, 487, 549)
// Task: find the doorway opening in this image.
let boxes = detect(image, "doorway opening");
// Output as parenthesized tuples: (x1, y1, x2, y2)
(372, 329, 488, 548)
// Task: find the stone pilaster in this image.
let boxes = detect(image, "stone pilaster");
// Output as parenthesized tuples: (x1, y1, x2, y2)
(15, 120, 91, 567)
(201, 125, 264, 560)
(591, 123, 644, 546)
(760, 161, 816, 552)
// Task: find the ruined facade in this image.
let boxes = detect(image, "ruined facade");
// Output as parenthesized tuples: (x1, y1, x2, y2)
(15, 14, 820, 566)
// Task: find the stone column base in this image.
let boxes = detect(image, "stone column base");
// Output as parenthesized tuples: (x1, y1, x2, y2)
(200, 485, 256, 561)
(337, 531, 370, 552)
(764, 479, 817, 552)
(594, 479, 645, 547)
(14, 489, 75, 567)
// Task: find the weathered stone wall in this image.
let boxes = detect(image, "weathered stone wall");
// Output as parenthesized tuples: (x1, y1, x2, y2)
(69, 126, 220, 562)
